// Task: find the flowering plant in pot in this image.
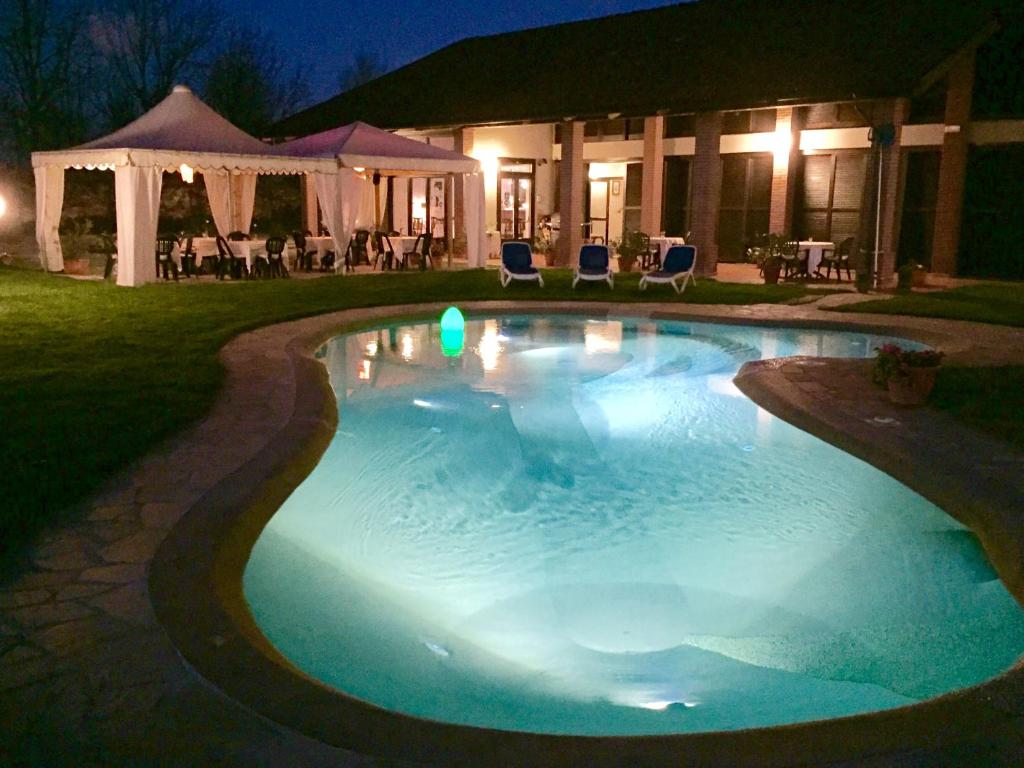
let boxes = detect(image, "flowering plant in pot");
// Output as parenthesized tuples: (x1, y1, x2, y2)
(749, 233, 786, 284)
(873, 344, 944, 405)
(610, 230, 648, 273)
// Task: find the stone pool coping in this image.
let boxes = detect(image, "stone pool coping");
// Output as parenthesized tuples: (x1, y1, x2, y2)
(3, 299, 1022, 766)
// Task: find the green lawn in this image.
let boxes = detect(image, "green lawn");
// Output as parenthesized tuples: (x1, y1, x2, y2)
(0, 266, 813, 566)
(831, 283, 1024, 327)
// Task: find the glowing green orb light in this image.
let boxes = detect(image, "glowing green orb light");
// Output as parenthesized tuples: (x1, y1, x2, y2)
(439, 306, 465, 357)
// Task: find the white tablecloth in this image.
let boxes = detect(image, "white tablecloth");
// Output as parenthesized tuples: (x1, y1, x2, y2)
(178, 237, 267, 269)
(649, 236, 686, 264)
(305, 236, 334, 266)
(797, 241, 835, 275)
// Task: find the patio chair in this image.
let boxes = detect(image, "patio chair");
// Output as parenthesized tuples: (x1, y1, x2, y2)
(819, 237, 854, 281)
(372, 231, 395, 270)
(179, 236, 197, 278)
(404, 233, 433, 270)
(499, 241, 543, 287)
(98, 235, 117, 279)
(215, 235, 246, 280)
(292, 231, 315, 272)
(781, 240, 803, 279)
(573, 243, 613, 289)
(155, 237, 178, 281)
(639, 244, 697, 293)
(638, 232, 660, 270)
(265, 236, 288, 278)
(341, 229, 369, 271)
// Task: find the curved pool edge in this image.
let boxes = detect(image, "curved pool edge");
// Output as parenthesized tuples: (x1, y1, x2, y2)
(149, 301, 1024, 767)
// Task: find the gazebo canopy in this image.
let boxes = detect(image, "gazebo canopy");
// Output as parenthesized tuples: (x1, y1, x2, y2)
(31, 85, 327, 174)
(277, 121, 479, 176)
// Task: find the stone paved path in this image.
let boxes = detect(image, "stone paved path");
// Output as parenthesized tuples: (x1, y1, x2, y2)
(2, 299, 1022, 767)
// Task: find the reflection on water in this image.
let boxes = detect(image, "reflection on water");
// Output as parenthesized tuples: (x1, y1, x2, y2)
(244, 316, 1024, 736)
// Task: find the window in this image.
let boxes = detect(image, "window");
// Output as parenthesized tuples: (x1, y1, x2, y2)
(663, 114, 695, 138)
(623, 163, 643, 233)
(662, 157, 691, 236)
(722, 109, 776, 134)
(897, 151, 941, 268)
(795, 151, 868, 245)
(717, 153, 772, 261)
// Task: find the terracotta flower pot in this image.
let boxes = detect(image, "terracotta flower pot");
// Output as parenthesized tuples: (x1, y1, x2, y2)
(887, 365, 939, 406)
(618, 256, 636, 273)
(63, 257, 92, 276)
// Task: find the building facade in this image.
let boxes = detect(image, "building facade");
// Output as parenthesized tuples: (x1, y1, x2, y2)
(277, 0, 1024, 283)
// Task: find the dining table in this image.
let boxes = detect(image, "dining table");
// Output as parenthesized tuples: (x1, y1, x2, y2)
(175, 237, 268, 270)
(648, 236, 687, 265)
(304, 236, 335, 268)
(796, 240, 835, 276)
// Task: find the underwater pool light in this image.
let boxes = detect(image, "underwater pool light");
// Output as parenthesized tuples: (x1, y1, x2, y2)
(440, 306, 465, 357)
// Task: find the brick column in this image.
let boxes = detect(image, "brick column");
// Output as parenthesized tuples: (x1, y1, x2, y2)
(452, 127, 474, 241)
(640, 115, 664, 235)
(557, 120, 585, 266)
(931, 51, 975, 275)
(876, 99, 908, 287)
(689, 111, 723, 275)
(300, 174, 318, 233)
(768, 107, 801, 235)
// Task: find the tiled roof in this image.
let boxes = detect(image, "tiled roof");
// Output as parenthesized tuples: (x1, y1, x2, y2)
(273, 0, 1009, 136)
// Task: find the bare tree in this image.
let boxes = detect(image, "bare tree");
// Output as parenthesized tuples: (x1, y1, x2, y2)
(203, 25, 308, 137)
(88, 0, 219, 128)
(336, 49, 388, 94)
(0, 0, 93, 159)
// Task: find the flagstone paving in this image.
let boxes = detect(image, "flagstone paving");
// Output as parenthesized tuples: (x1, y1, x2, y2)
(1, 298, 1022, 767)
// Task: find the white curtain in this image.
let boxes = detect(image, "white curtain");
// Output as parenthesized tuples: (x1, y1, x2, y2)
(114, 165, 163, 286)
(375, 179, 388, 230)
(391, 178, 408, 234)
(313, 169, 356, 272)
(203, 172, 257, 236)
(464, 173, 487, 268)
(33, 165, 65, 272)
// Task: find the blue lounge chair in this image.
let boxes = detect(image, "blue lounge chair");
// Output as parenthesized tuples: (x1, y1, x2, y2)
(500, 241, 544, 287)
(639, 244, 697, 293)
(573, 244, 613, 289)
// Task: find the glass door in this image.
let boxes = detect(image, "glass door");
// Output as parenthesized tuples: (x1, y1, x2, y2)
(588, 180, 609, 242)
(498, 160, 535, 240)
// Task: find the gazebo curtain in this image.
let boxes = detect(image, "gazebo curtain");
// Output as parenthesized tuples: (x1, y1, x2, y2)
(34, 165, 65, 272)
(203, 172, 257, 237)
(114, 166, 163, 287)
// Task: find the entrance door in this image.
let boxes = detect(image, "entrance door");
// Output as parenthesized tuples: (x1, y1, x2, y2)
(498, 160, 535, 240)
(588, 180, 609, 242)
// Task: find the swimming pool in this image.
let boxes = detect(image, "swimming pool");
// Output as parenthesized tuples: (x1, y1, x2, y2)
(243, 315, 1024, 736)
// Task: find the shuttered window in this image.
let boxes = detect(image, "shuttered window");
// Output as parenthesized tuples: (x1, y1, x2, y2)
(795, 151, 867, 245)
(717, 153, 772, 262)
(662, 156, 691, 236)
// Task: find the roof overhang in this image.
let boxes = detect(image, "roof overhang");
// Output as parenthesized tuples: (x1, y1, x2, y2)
(30, 147, 336, 175)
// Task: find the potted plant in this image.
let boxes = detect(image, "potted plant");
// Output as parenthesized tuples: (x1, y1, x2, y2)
(873, 344, 944, 406)
(60, 218, 96, 275)
(532, 234, 556, 267)
(750, 233, 786, 284)
(897, 261, 927, 291)
(610, 230, 648, 273)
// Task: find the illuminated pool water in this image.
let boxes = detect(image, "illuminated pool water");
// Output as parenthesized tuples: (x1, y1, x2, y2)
(243, 316, 1024, 735)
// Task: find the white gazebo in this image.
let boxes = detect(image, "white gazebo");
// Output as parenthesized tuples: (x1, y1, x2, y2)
(30, 86, 486, 286)
(276, 122, 486, 270)
(30, 85, 328, 286)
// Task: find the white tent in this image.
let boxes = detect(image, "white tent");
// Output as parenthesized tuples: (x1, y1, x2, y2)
(30, 85, 330, 286)
(277, 122, 486, 269)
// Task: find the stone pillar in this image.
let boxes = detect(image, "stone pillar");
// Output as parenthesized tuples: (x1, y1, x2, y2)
(931, 51, 975, 276)
(640, 115, 664, 235)
(557, 120, 585, 266)
(768, 107, 801, 236)
(876, 99, 908, 287)
(453, 127, 474, 241)
(300, 174, 318, 234)
(689, 111, 723, 275)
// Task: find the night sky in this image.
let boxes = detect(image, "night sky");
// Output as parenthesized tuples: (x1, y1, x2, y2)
(224, 0, 677, 102)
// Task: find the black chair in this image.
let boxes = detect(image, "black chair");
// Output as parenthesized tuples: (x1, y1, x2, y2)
(265, 236, 288, 278)
(179, 236, 197, 278)
(638, 232, 660, 270)
(781, 240, 803, 279)
(820, 237, 854, 281)
(216, 235, 245, 280)
(155, 237, 178, 281)
(97, 235, 117, 279)
(342, 229, 370, 271)
(373, 231, 396, 270)
(291, 231, 316, 272)
(405, 233, 433, 271)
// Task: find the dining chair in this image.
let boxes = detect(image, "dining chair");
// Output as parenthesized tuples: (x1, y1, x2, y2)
(99, 235, 117, 279)
(215, 235, 245, 279)
(155, 237, 178, 281)
(373, 231, 395, 270)
(781, 240, 801, 279)
(179, 236, 197, 278)
(265, 236, 288, 278)
(343, 229, 370, 271)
